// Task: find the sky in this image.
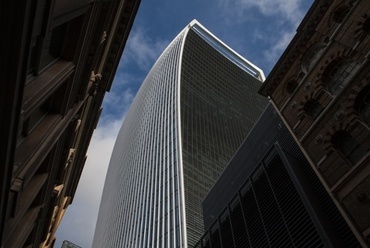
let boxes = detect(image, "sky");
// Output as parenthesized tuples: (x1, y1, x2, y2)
(55, 0, 314, 247)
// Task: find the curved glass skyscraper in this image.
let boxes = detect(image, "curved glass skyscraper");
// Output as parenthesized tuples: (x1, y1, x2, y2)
(93, 20, 268, 248)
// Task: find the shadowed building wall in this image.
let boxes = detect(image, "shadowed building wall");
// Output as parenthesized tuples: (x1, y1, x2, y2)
(259, 0, 370, 246)
(0, 0, 140, 247)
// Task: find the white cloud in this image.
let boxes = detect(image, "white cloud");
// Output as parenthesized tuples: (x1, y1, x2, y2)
(123, 28, 169, 70)
(102, 86, 135, 121)
(218, 0, 304, 27)
(263, 29, 296, 65)
(216, 0, 308, 70)
(55, 117, 124, 247)
(103, 86, 129, 109)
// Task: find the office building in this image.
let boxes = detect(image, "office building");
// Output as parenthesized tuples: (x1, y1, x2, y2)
(0, 0, 140, 247)
(61, 240, 81, 248)
(92, 20, 268, 247)
(196, 105, 359, 248)
(259, 0, 370, 246)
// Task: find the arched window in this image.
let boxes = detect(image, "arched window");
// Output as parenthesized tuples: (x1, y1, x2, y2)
(332, 130, 367, 166)
(285, 80, 298, 94)
(354, 85, 370, 126)
(323, 59, 360, 96)
(333, 5, 350, 23)
(303, 99, 324, 120)
(301, 42, 327, 74)
(355, 16, 370, 41)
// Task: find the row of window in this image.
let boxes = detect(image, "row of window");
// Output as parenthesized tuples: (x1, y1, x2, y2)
(284, 1, 370, 99)
(104, 35, 185, 248)
(286, 58, 361, 98)
(302, 84, 370, 129)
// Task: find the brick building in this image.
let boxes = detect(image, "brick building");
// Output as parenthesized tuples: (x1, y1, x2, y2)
(259, 0, 370, 246)
(0, 0, 140, 247)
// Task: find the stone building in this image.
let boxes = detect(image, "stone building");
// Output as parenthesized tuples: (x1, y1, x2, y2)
(0, 0, 140, 247)
(259, 0, 370, 246)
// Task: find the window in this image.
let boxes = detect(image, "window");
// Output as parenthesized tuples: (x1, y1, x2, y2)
(362, 18, 370, 35)
(323, 59, 360, 96)
(332, 130, 367, 166)
(355, 17, 370, 41)
(303, 99, 324, 120)
(27, 15, 85, 76)
(285, 80, 298, 94)
(22, 98, 52, 137)
(19, 82, 67, 140)
(301, 42, 326, 74)
(333, 5, 350, 23)
(39, 23, 68, 70)
(354, 85, 370, 126)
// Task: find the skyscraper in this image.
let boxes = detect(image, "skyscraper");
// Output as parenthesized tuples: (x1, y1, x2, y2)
(93, 20, 268, 247)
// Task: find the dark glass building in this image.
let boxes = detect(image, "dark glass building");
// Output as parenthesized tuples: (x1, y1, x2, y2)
(196, 105, 359, 248)
(92, 20, 268, 247)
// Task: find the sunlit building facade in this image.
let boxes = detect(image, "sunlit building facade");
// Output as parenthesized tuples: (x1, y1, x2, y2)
(92, 20, 268, 247)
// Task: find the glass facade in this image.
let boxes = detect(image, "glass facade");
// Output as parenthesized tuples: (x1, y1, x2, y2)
(92, 20, 268, 248)
(197, 105, 360, 248)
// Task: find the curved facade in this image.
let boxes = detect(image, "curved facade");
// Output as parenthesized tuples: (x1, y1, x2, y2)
(93, 20, 268, 248)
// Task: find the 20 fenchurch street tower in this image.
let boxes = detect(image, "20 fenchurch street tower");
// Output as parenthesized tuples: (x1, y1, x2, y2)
(93, 20, 268, 247)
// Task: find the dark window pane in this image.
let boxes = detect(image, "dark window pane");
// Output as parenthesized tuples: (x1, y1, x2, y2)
(359, 92, 370, 126)
(324, 60, 360, 96)
(361, 104, 370, 126)
(39, 23, 67, 69)
(303, 99, 324, 120)
(332, 131, 366, 166)
(285, 80, 298, 94)
(301, 43, 326, 73)
(333, 5, 350, 23)
(362, 18, 370, 34)
(354, 85, 370, 127)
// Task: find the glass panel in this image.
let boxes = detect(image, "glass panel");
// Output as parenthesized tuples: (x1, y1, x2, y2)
(301, 43, 326, 73)
(285, 80, 298, 94)
(360, 92, 370, 126)
(39, 23, 67, 69)
(303, 99, 324, 120)
(334, 131, 367, 166)
(354, 86, 370, 127)
(362, 18, 370, 34)
(361, 105, 370, 126)
(326, 60, 360, 96)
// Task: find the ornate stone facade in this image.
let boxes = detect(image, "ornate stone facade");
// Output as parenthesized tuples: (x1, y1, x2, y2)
(0, 0, 140, 247)
(260, 0, 370, 246)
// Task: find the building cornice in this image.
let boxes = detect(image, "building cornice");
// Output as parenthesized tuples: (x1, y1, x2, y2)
(189, 19, 265, 81)
(259, 0, 332, 97)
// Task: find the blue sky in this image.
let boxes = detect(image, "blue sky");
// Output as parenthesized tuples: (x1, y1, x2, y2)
(56, 0, 313, 247)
